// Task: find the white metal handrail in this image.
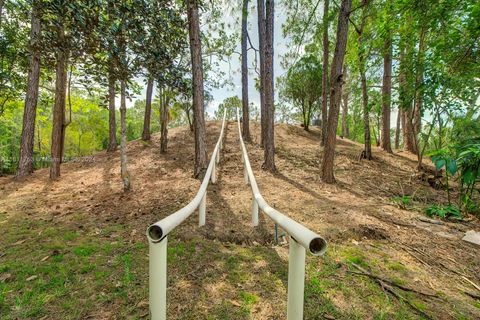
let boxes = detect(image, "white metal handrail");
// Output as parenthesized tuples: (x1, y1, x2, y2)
(236, 107, 327, 320)
(146, 109, 227, 320)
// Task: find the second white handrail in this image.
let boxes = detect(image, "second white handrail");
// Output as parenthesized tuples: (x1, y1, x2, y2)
(236, 107, 327, 320)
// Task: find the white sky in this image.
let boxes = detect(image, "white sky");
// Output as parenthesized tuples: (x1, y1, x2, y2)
(127, 3, 404, 127)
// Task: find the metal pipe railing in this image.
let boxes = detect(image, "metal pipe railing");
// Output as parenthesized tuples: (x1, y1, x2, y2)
(236, 107, 327, 320)
(146, 109, 227, 320)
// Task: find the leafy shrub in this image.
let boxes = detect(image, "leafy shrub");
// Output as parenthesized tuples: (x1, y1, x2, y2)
(425, 204, 462, 220)
(455, 140, 480, 213)
(430, 149, 457, 204)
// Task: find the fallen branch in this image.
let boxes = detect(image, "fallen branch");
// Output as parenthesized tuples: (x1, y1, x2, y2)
(349, 263, 438, 297)
(464, 291, 480, 300)
(349, 263, 434, 319)
(462, 276, 480, 293)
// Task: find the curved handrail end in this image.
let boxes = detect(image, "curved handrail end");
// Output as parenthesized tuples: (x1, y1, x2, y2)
(147, 224, 164, 243)
(309, 237, 327, 256)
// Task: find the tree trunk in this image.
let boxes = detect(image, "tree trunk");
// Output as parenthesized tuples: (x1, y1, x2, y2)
(120, 79, 130, 191)
(17, 0, 41, 178)
(320, 0, 329, 146)
(262, 0, 275, 171)
(341, 64, 349, 139)
(160, 87, 169, 153)
(413, 28, 426, 136)
(381, 35, 393, 153)
(404, 108, 417, 153)
(187, 0, 208, 178)
(257, 0, 266, 148)
(50, 24, 68, 180)
(437, 111, 443, 149)
(399, 48, 417, 154)
(36, 123, 41, 154)
(361, 71, 372, 160)
(358, 11, 371, 160)
(186, 107, 194, 132)
(321, 0, 351, 183)
(142, 77, 154, 141)
(107, 63, 117, 152)
(305, 101, 313, 131)
(394, 108, 401, 149)
(241, 0, 251, 142)
(0, 0, 4, 28)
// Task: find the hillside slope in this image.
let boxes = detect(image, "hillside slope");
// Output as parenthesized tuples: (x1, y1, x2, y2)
(0, 121, 479, 319)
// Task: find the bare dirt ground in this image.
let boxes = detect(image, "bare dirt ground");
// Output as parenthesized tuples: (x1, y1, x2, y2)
(0, 120, 479, 319)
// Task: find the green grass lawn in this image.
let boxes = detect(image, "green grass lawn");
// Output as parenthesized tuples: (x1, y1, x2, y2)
(0, 214, 474, 319)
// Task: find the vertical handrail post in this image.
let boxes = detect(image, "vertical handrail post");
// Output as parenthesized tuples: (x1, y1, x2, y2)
(199, 192, 206, 226)
(287, 237, 306, 320)
(149, 236, 168, 320)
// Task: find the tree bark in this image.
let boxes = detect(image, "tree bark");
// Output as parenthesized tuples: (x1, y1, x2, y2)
(257, 0, 266, 147)
(399, 48, 417, 154)
(160, 87, 169, 153)
(404, 108, 417, 153)
(320, 0, 329, 146)
(413, 28, 426, 137)
(358, 10, 371, 160)
(360, 70, 372, 160)
(107, 64, 117, 152)
(0, 0, 4, 28)
(17, 0, 41, 178)
(262, 0, 275, 171)
(381, 35, 393, 153)
(120, 79, 130, 191)
(50, 24, 68, 180)
(321, 0, 351, 183)
(187, 0, 208, 178)
(142, 77, 154, 141)
(394, 108, 401, 149)
(241, 0, 251, 142)
(341, 64, 349, 139)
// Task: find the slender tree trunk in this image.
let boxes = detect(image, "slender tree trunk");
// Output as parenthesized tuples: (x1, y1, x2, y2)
(404, 108, 416, 153)
(321, 0, 351, 183)
(257, 0, 267, 148)
(321, 0, 329, 146)
(262, 0, 275, 171)
(17, 1, 41, 178)
(305, 102, 313, 131)
(341, 64, 349, 139)
(360, 71, 372, 159)
(50, 24, 68, 180)
(358, 11, 371, 160)
(437, 111, 443, 149)
(399, 48, 417, 154)
(186, 107, 193, 132)
(142, 77, 154, 141)
(107, 63, 117, 152)
(187, 0, 208, 178)
(120, 79, 130, 191)
(394, 108, 401, 149)
(302, 100, 308, 131)
(413, 28, 426, 137)
(160, 87, 169, 153)
(381, 35, 393, 153)
(241, 0, 251, 142)
(36, 123, 41, 154)
(0, 0, 4, 28)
